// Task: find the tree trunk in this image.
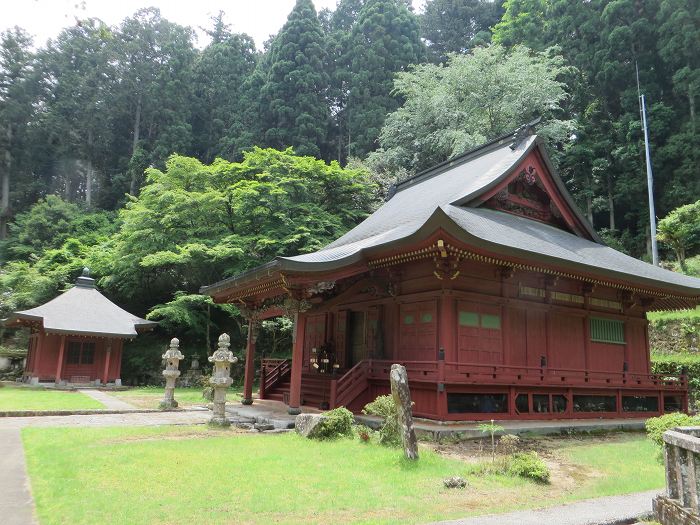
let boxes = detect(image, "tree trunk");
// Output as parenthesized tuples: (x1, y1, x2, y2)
(585, 173, 593, 225)
(607, 175, 615, 231)
(129, 95, 142, 196)
(0, 124, 11, 240)
(689, 84, 696, 134)
(85, 129, 94, 207)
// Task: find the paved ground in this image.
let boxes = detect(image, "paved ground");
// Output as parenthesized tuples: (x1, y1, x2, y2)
(429, 490, 659, 525)
(0, 408, 210, 429)
(0, 429, 38, 525)
(226, 398, 320, 429)
(78, 389, 137, 410)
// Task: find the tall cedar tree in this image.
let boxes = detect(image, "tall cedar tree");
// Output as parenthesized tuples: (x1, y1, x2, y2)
(261, 0, 329, 158)
(0, 28, 36, 239)
(346, 0, 424, 158)
(420, 0, 504, 61)
(191, 19, 258, 163)
(40, 20, 114, 207)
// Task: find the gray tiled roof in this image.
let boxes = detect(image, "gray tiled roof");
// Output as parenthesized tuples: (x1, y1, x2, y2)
(5, 276, 157, 338)
(201, 131, 700, 297)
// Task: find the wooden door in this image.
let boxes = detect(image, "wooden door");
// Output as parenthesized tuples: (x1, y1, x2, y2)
(457, 301, 503, 364)
(349, 311, 366, 366)
(398, 301, 437, 360)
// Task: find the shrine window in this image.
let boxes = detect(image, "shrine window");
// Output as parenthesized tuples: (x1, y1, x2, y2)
(458, 311, 501, 330)
(66, 341, 96, 366)
(573, 395, 616, 412)
(590, 318, 625, 344)
(622, 396, 659, 412)
(447, 393, 508, 414)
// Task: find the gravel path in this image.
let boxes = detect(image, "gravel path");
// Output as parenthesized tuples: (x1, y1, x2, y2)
(0, 409, 210, 429)
(429, 490, 659, 525)
(0, 429, 38, 525)
(77, 389, 137, 410)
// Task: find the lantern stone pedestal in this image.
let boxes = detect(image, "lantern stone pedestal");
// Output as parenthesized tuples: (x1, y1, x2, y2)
(160, 338, 184, 410)
(208, 333, 238, 426)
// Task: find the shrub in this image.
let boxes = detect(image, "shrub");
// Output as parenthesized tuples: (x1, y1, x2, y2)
(498, 434, 521, 455)
(651, 352, 700, 409)
(645, 412, 700, 448)
(313, 407, 355, 440)
(507, 452, 550, 483)
(353, 424, 375, 443)
(363, 395, 400, 446)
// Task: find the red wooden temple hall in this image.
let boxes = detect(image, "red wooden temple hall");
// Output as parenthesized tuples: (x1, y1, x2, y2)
(201, 125, 700, 421)
(3, 268, 157, 386)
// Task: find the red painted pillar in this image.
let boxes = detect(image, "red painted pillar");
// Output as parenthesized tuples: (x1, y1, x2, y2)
(102, 340, 112, 385)
(242, 321, 258, 405)
(288, 312, 306, 415)
(55, 335, 66, 384)
(437, 293, 454, 420)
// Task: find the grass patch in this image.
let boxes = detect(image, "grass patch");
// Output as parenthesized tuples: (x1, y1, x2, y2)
(22, 427, 663, 525)
(553, 433, 664, 500)
(0, 385, 104, 411)
(108, 387, 216, 408)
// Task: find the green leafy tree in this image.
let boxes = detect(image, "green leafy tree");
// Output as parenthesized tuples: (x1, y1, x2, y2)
(420, 0, 504, 61)
(368, 44, 573, 174)
(111, 8, 197, 196)
(260, 0, 329, 157)
(3, 195, 116, 260)
(657, 200, 700, 273)
(98, 148, 378, 311)
(346, 0, 424, 157)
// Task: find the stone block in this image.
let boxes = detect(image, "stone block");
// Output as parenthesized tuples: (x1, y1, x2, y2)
(254, 423, 275, 432)
(295, 413, 328, 438)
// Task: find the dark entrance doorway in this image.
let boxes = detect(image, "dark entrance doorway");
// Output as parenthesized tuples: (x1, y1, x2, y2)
(348, 311, 366, 366)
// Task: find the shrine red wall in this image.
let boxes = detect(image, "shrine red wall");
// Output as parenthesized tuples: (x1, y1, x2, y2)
(25, 333, 124, 382)
(302, 256, 651, 383)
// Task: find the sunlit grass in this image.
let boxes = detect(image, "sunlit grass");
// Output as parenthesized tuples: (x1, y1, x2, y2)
(22, 427, 663, 525)
(555, 433, 664, 500)
(0, 385, 104, 411)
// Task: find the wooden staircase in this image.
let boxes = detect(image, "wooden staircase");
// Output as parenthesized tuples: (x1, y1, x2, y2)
(264, 373, 337, 409)
(260, 358, 373, 411)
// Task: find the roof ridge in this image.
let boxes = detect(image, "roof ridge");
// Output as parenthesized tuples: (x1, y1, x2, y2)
(391, 119, 540, 196)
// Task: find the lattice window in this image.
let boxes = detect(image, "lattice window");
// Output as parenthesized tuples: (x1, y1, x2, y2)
(590, 317, 625, 344)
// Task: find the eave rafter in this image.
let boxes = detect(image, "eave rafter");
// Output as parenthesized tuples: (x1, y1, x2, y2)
(367, 239, 699, 311)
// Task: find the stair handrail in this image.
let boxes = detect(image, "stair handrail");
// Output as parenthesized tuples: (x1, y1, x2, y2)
(333, 359, 370, 408)
(262, 358, 291, 392)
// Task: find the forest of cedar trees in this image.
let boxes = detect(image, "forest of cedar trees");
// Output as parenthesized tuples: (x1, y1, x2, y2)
(0, 0, 698, 382)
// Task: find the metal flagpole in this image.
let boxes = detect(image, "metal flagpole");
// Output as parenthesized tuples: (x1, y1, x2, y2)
(637, 62, 659, 266)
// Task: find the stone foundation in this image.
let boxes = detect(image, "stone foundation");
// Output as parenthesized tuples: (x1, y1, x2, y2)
(654, 495, 700, 525)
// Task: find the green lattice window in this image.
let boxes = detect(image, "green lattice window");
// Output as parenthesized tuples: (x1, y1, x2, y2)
(481, 314, 501, 330)
(590, 317, 625, 344)
(458, 311, 479, 327)
(458, 311, 501, 330)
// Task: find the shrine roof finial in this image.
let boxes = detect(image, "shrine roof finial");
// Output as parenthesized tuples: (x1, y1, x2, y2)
(509, 116, 542, 150)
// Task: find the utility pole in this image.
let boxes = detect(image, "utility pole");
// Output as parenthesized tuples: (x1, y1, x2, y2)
(637, 62, 659, 266)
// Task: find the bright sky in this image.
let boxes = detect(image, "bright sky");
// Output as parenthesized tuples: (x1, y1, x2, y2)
(2, 0, 426, 50)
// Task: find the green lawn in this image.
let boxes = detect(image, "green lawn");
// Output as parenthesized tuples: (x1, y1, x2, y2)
(108, 387, 213, 408)
(554, 434, 664, 500)
(22, 427, 663, 525)
(647, 305, 700, 322)
(0, 385, 104, 411)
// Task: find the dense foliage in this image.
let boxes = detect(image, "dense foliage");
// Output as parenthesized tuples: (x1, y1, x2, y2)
(0, 0, 698, 359)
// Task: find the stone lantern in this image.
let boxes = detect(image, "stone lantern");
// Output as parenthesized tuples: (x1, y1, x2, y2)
(208, 333, 238, 426)
(160, 338, 185, 409)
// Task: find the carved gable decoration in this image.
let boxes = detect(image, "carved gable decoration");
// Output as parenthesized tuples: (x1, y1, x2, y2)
(481, 155, 578, 235)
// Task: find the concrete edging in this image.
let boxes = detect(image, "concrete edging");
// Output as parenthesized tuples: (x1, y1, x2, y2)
(0, 407, 208, 418)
